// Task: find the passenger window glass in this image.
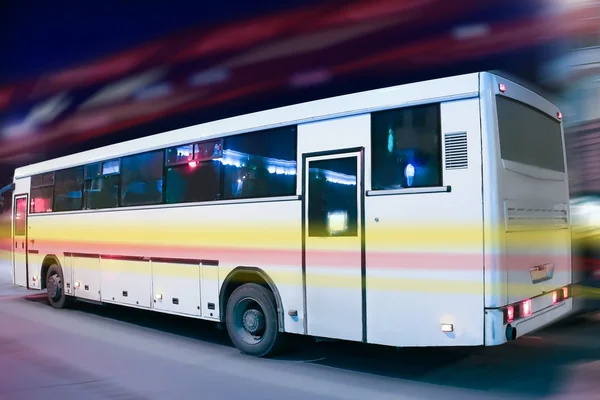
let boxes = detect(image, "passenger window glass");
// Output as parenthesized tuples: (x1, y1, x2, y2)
(496, 95, 564, 172)
(84, 160, 121, 210)
(165, 161, 221, 204)
(31, 173, 54, 188)
(121, 151, 164, 206)
(166, 145, 194, 166)
(30, 173, 55, 213)
(194, 140, 223, 161)
(54, 167, 84, 212)
(371, 103, 442, 190)
(222, 126, 297, 200)
(85, 162, 102, 179)
(84, 177, 120, 210)
(308, 157, 358, 237)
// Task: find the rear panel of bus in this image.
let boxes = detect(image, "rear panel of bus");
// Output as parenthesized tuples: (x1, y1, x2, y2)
(480, 72, 572, 343)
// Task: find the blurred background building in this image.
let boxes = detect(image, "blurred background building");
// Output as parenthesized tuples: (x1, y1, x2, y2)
(547, 0, 600, 196)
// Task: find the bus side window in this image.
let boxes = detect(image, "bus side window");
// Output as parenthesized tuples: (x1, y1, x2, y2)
(31, 173, 55, 213)
(54, 167, 84, 212)
(121, 151, 164, 207)
(84, 161, 121, 209)
(222, 126, 297, 200)
(371, 103, 442, 191)
(164, 141, 222, 204)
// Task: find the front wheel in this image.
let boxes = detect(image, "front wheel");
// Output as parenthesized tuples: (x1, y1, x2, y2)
(46, 264, 68, 309)
(225, 283, 285, 357)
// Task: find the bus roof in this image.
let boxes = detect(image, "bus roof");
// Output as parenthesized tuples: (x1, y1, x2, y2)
(14, 72, 481, 179)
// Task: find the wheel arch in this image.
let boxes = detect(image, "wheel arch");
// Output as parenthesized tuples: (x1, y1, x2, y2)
(40, 254, 61, 290)
(219, 266, 284, 332)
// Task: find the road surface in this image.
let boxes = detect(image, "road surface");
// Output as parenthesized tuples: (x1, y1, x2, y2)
(0, 261, 598, 400)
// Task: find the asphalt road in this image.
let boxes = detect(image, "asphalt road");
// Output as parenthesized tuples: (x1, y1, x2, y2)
(0, 261, 599, 400)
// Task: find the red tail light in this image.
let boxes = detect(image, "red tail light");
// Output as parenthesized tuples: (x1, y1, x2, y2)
(499, 83, 507, 93)
(552, 290, 558, 304)
(522, 299, 532, 317)
(562, 287, 569, 299)
(506, 305, 515, 323)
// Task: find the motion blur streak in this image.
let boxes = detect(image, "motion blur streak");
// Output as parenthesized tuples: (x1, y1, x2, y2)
(0, 0, 570, 165)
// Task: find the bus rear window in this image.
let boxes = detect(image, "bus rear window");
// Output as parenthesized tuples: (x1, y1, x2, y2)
(496, 95, 565, 173)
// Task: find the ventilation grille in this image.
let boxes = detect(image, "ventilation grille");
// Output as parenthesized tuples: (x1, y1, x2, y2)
(505, 200, 569, 232)
(444, 132, 468, 170)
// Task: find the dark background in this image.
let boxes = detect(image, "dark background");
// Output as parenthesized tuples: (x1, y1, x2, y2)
(0, 0, 568, 187)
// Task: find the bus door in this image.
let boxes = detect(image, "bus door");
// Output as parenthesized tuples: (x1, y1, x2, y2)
(303, 149, 365, 342)
(13, 195, 28, 288)
(0, 190, 13, 275)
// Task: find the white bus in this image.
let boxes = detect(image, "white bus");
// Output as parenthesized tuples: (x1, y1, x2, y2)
(7, 72, 572, 357)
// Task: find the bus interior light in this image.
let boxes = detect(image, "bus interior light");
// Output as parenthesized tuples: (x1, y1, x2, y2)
(405, 163, 415, 187)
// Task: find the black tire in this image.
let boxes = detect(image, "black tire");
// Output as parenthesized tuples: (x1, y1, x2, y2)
(225, 283, 285, 357)
(46, 264, 68, 309)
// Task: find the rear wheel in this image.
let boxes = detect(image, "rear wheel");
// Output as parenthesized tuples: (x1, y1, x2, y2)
(46, 264, 68, 309)
(225, 283, 285, 357)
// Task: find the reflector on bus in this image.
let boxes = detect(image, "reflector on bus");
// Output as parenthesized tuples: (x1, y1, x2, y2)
(522, 299, 532, 317)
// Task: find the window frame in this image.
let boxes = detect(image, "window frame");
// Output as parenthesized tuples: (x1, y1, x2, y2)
(83, 158, 122, 210)
(120, 150, 165, 207)
(14, 197, 27, 236)
(26, 125, 301, 213)
(307, 156, 359, 238)
(369, 102, 443, 192)
(164, 159, 223, 204)
(222, 125, 298, 201)
(30, 172, 56, 214)
(53, 166, 85, 212)
(165, 139, 224, 167)
(495, 95, 565, 173)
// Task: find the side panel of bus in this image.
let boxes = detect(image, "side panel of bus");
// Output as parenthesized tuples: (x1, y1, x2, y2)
(27, 199, 306, 333)
(365, 98, 485, 347)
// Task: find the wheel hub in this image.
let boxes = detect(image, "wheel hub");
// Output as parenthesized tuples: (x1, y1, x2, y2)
(47, 274, 60, 299)
(242, 309, 265, 334)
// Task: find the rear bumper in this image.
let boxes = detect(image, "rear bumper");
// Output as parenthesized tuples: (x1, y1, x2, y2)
(484, 297, 573, 346)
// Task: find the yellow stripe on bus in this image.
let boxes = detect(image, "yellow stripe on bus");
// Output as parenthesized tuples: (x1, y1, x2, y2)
(4, 223, 574, 251)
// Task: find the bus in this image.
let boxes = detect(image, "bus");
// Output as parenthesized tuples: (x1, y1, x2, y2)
(6, 72, 572, 357)
(0, 183, 14, 271)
